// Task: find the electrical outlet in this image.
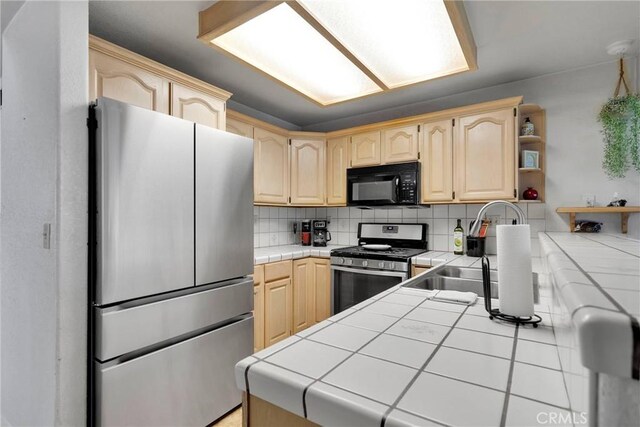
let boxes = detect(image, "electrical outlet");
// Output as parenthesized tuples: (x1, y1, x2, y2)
(486, 215, 501, 225)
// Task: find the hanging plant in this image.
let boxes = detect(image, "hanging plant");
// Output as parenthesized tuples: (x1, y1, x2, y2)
(598, 57, 640, 178)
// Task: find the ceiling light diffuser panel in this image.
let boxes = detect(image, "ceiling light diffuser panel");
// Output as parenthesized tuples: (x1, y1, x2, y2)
(199, 0, 476, 106)
(298, 0, 470, 88)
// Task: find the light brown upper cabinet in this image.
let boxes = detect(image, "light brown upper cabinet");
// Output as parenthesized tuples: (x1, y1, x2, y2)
(170, 83, 225, 129)
(382, 125, 419, 164)
(351, 131, 381, 167)
(290, 138, 326, 205)
(420, 119, 454, 203)
(226, 118, 254, 139)
(326, 137, 350, 206)
(254, 128, 289, 205)
(89, 35, 230, 128)
(89, 49, 170, 114)
(456, 108, 516, 201)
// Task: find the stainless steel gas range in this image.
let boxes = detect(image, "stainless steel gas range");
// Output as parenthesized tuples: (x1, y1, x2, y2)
(330, 223, 428, 314)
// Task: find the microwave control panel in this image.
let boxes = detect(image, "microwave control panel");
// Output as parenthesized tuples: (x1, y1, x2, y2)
(399, 171, 417, 203)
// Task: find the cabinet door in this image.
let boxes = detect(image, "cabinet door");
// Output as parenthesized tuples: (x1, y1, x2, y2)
(170, 83, 226, 130)
(89, 49, 170, 113)
(382, 125, 419, 164)
(290, 139, 326, 205)
(411, 265, 430, 277)
(292, 259, 314, 333)
(351, 131, 381, 167)
(264, 278, 292, 346)
(312, 258, 331, 323)
(456, 109, 516, 201)
(326, 137, 350, 206)
(421, 120, 454, 203)
(254, 128, 289, 205)
(226, 118, 254, 138)
(253, 266, 265, 353)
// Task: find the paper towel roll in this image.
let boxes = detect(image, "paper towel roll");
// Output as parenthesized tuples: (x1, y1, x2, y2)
(497, 224, 534, 317)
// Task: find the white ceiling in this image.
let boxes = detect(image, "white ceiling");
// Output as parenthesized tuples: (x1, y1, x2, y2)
(88, 1, 640, 130)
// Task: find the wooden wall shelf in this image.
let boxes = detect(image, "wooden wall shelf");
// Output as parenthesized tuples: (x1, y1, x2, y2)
(556, 206, 640, 233)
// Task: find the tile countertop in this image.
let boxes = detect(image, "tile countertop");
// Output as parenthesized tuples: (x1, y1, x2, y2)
(253, 245, 348, 264)
(539, 232, 640, 380)
(238, 254, 562, 426)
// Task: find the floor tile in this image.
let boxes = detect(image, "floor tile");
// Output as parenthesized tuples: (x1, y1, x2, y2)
(511, 362, 570, 408)
(338, 310, 398, 332)
(308, 322, 378, 351)
(506, 395, 572, 427)
(516, 338, 561, 370)
(456, 313, 517, 337)
(397, 372, 504, 426)
(360, 333, 437, 369)
(305, 382, 388, 427)
(323, 354, 417, 405)
(443, 328, 514, 359)
(266, 339, 351, 379)
(361, 300, 415, 318)
(426, 347, 510, 390)
(386, 318, 451, 344)
(405, 306, 461, 326)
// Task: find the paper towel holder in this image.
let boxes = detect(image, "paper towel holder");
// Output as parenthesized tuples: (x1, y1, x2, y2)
(481, 256, 541, 327)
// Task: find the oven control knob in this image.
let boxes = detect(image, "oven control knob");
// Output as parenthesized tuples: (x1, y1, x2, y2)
(345, 259, 353, 266)
(337, 257, 345, 264)
(378, 261, 385, 269)
(362, 260, 368, 267)
(388, 262, 395, 270)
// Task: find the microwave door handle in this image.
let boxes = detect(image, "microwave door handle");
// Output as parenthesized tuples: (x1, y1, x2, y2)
(394, 176, 400, 202)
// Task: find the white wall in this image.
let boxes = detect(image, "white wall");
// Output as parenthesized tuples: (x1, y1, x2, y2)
(305, 59, 640, 239)
(0, 1, 88, 425)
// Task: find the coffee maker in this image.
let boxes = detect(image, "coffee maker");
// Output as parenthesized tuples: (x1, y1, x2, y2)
(312, 220, 331, 247)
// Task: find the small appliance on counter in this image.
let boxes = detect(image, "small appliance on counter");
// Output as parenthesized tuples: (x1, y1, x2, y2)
(312, 219, 331, 247)
(301, 220, 312, 246)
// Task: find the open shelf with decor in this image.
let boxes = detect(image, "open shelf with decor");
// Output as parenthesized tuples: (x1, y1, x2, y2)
(556, 206, 640, 233)
(518, 103, 546, 202)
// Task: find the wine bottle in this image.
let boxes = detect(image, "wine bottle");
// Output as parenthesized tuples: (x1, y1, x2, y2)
(453, 219, 464, 255)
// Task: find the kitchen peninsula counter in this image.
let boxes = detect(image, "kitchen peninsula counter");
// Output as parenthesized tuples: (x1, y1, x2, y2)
(237, 255, 564, 426)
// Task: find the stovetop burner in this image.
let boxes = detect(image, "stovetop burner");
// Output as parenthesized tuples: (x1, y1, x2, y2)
(330, 245, 427, 261)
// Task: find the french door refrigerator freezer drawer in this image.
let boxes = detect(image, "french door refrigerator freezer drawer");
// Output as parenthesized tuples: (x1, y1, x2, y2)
(95, 277, 253, 362)
(95, 316, 252, 427)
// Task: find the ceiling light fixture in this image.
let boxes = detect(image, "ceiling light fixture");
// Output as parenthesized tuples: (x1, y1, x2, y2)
(198, 0, 477, 106)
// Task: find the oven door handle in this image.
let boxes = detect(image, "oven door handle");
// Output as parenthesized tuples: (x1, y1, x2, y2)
(331, 265, 408, 279)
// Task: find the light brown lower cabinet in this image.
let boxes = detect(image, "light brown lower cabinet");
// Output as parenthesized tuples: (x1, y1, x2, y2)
(254, 258, 331, 353)
(264, 277, 293, 347)
(312, 258, 331, 323)
(253, 265, 265, 353)
(292, 259, 315, 333)
(411, 265, 430, 277)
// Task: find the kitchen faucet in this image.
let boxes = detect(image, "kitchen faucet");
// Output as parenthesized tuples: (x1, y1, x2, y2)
(469, 200, 527, 237)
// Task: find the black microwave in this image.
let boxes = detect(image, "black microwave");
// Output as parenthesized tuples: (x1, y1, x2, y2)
(347, 162, 419, 206)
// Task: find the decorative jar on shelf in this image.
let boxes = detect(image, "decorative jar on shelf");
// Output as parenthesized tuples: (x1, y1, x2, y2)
(523, 187, 539, 200)
(521, 117, 535, 136)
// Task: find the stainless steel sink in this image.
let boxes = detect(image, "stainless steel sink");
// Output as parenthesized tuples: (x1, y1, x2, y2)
(402, 265, 539, 302)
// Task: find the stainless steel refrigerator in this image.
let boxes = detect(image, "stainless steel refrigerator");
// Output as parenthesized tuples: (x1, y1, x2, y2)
(88, 98, 254, 426)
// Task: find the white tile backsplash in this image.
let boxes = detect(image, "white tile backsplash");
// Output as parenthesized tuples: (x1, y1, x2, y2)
(253, 204, 546, 251)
